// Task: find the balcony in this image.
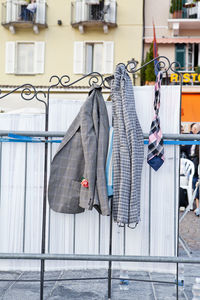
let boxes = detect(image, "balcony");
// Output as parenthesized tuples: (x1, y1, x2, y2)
(71, 1, 117, 33)
(168, 1, 200, 35)
(1, 1, 47, 34)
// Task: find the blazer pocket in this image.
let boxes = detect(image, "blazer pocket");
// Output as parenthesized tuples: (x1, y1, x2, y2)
(71, 180, 81, 194)
(67, 180, 82, 213)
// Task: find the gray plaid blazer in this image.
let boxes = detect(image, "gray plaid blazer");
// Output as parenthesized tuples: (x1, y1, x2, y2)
(48, 84, 110, 216)
(111, 64, 144, 226)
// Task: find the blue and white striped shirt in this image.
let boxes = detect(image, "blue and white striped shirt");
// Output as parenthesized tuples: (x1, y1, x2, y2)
(106, 126, 113, 197)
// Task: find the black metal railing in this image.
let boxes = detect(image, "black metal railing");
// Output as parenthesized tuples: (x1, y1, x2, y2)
(0, 56, 184, 300)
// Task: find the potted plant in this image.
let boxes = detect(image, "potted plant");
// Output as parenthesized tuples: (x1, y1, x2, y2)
(194, 66, 200, 85)
(141, 43, 156, 85)
(170, 0, 183, 18)
(195, 66, 200, 73)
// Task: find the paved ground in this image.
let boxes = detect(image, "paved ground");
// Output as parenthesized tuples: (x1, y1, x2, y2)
(0, 269, 193, 300)
(0, 211, 200, 300)
(180, 210, 200, 252)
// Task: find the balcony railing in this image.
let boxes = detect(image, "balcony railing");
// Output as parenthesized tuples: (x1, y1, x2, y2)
(169, 2, 200, 19)
(1, 1, 47, 32)
(71, 1, 117, 32)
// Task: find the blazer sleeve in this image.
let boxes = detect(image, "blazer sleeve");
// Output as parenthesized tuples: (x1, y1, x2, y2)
(79, 91, 98, 210)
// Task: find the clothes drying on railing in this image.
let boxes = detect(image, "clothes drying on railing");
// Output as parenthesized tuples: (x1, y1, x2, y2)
(147, 71, 164, 171)
(48, 84, 110, 216)
(48, 68, 145, 227)
(110, 64, 144, 227)
(48, 67, 169, 228)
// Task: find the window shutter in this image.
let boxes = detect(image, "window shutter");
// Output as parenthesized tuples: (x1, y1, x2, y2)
(188, 43, 194, 71)
(182, 0, 187, 18)
(17, 43, 34, 74)
(104, 0, 116, 23)
(75, 0, 82, 22)
(5, 41, 16, 74)
(6, 0, 17, 22)
(175, 44, 185, 71)
(93, 43, 103, 73)
(74, 42, 85, 74)
(103, 41, 114, 74)
(6, 0, 12, 23)
(82, 0, 87, 21)
(34, 42, 45, 74)
(11, 0, 18, 22)
(35, 0, 46, 24)
(85, 44, 93, 74)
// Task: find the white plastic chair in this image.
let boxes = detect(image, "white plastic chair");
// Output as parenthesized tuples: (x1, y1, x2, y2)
(179, 158, 195, 256)
(180, 158, 195, 210)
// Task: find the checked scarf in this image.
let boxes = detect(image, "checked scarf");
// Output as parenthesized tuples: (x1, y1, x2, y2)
(147, 71, 164, 171)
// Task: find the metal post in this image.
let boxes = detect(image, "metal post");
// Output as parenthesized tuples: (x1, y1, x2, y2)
(174, 144, 179, 300)
(108, 197, 113, 300)
(0, 139, 2, 207)
(148, 166, 152, 256)
(98, 214, 101, 255)
(48, 138, 53, 254)
(73, 215, 76, 254)
(22, 143, 28, 253)
(40, 100, 49, 300)
(176, 71, 183, 300)
(174, 144, 177, 257)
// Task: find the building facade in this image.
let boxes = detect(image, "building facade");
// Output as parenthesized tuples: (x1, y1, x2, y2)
(144, 0, 200, 126)
(144, 0, 200, 81)
(0, 0, 144, 112)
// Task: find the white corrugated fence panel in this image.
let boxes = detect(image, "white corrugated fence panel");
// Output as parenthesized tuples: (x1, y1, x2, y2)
(0, 86, 180, 273)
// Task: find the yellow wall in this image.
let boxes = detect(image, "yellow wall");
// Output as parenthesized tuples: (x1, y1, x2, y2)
(0, 0, 143, 86)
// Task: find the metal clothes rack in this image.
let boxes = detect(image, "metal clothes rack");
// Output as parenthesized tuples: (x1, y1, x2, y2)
(0, 56, 183, 300)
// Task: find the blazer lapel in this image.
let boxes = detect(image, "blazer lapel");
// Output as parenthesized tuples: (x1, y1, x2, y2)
(55, 112, 81, 155)
(54, 85, 101, 156)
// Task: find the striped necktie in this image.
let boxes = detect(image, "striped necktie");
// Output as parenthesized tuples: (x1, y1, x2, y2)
(147, 71, 164, 171)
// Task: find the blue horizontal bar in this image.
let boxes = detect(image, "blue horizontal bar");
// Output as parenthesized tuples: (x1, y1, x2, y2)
(1, 134, 200, 145)
(8, 133, 41, 142)
(144, 140, 200, 145)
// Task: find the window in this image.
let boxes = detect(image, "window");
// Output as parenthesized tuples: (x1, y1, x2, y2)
(17, 43, 34, 74)
(5, 41, 45, 74)
(175, 44, 186, 71)
(85, 43, 103, 73)
(175, 43, 200, 72)
(188, 44, 193, 71)
(88, 0, 104, 21)
(188, 43, 199, 71)
(74, 41, 114, 74)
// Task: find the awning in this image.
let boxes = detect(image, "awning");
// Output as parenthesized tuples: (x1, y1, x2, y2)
(145, 37, 200, 44)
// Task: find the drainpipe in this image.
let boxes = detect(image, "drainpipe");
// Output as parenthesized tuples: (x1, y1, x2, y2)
(142, 0, 145, 63)
(140, 0, 145, 85)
